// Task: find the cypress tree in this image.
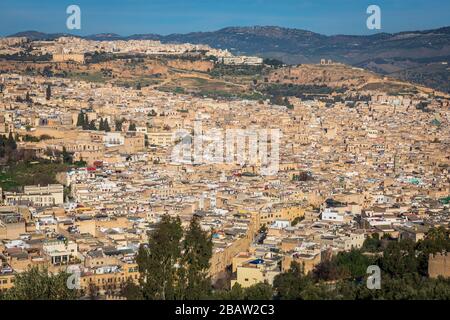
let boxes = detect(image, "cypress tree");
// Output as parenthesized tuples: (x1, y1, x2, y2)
(0, 135, 6, 158)
(83, 114, 89, 130)
(137, 215, 183, 300)
(179, 216, 213, 299)
(7, 132, 17, 150)
(115, 119, 123, 132)
(76, 111, 85, 127)
(104, 119, 111, 132)
(88, 120, 97, 131)
(134, 215, 214, 300)
(46, 84, 51, 100)
(62, 147, 72, 164)
(25, 91, 32, 103)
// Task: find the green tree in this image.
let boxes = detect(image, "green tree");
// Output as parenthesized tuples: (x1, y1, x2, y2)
(381, 239, 418, 277)
(83, 114, 89, 130)
(76, 111, 85, 127)
(115, 118, 124, 131)
(7, 132, 17, 150)
(291, 216, 305, 226)
(128, 123, 137, 131)
(121, 278, 143, 300)
(0, 135, 5, 158)
(244, 283, 273, 300)
(265, 229, 450, 300)
(179, 216, 213, 299)
(333, 249, 374, 279)
(213, 283, 245, 300)
(2, 267, 79, 300)
(88, 120, 97, 131)
(273, 262, 314, 299)
(362, 233, 382, 252)
(263, 58, 284, 67)
(137, 214, 184, 300)
(258, 224, 268, 234)
(62, 147, 73, 164)
(104, 119, 111, 132)
(99, 118, 105, 131)
(25, 91, 32, 103)
(416, 227, 450, 276)
(313, 250, 373, 282)
(313, 259, 346, 281)
(46, 84, 51, 100)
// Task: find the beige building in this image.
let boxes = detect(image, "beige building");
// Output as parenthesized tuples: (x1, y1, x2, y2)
(231, 257, 280, 288)
(0, 273, 15, 292)
(4, 184, 64, 207)
(79, 263, 139, 295)
(282, 252, 321, 274)
(52, 53, 85, 64)
(0, 210, 26, 240)
(147, 131, 174, 147)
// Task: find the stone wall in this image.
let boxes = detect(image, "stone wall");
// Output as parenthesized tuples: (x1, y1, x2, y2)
(428, 252, 450, 278)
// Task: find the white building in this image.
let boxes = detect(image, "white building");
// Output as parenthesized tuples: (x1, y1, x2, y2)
(43, 240, 78, 265)
(321, 208, 345, 222)
(104, 132, 125, 146)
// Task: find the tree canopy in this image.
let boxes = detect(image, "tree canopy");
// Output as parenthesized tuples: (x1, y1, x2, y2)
(1, 267, 79, 300)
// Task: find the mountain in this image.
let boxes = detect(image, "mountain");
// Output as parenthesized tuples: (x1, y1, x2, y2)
(149, 25, 450, 64)
(9, 26, 450, 62)
(125, 33, 162, 41)
(84, 33, 123, 41)
(7, 25, 450, 92)
(8, 30, 75, 40)
(153, 26, 328, 56)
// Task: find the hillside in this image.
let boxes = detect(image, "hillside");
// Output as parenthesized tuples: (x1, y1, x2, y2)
(7, 25, 450, 92)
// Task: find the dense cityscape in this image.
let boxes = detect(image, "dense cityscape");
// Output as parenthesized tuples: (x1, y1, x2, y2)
(0, 13, 449, 303)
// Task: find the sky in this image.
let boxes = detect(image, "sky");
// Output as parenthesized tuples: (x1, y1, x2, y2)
(1, 0, 449, 36)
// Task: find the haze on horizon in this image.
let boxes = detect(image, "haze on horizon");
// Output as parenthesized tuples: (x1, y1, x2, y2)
(1, 0, 450, 37)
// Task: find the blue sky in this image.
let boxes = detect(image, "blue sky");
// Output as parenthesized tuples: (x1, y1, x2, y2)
(1, 0, 449, 36)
